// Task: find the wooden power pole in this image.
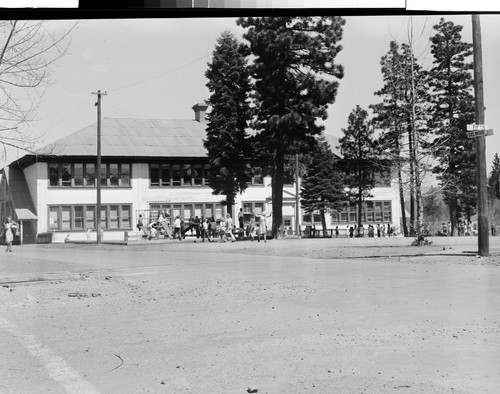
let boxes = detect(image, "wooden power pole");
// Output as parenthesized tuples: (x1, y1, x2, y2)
(471, 15, 489, 257)
(92, 90, 107, 244)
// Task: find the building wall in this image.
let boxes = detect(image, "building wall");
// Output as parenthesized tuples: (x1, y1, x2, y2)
(27, 161, 402, 241)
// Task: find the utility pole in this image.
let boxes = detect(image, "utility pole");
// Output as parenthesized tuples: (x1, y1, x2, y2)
(471, 15, 489, 256)
(92, 90, 107, 244)
(295, 153, 300, 236)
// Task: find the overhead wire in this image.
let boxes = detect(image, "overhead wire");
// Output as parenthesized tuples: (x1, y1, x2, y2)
(107, 53, 212, 93)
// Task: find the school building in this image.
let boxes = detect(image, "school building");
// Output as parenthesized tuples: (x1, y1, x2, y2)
(0, 103, 402, 243)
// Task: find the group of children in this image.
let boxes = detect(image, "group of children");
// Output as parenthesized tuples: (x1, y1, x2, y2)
(137, 210, 272, 243)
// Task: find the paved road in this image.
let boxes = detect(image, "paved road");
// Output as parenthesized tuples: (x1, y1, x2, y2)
(0, 237, 499, 393)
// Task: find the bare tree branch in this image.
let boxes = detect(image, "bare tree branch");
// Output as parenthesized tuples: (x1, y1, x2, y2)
(0, 20, 76, 163)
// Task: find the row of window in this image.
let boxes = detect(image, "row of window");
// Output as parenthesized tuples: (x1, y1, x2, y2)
(142, 201, 266, 226)
(48, 162, 264, 188)
(303, 201, 393, 224)
(150, 163, 263, 187)
(47, 200, 391, 232)
(49, 204, 132, 231)
(49, 163, 131, 188)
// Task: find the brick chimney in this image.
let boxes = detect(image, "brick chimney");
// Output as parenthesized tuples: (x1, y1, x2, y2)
(192, 103, 208, 123)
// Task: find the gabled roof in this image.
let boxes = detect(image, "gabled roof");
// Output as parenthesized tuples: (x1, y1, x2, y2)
(38, 118, 208, 158)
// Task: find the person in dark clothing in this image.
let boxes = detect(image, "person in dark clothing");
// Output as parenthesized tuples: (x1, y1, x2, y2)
(238, 208, 244, 230)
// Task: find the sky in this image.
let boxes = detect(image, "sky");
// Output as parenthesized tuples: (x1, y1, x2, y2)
(3, 13, 500, 175)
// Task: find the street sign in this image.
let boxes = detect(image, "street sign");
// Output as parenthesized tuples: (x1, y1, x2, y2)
(467, 129, 494, 138)
(467, 123, 487, 131)
(466, 123, 494, 138)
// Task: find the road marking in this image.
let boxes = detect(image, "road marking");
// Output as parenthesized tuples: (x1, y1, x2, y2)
(0, 314, 99, 393)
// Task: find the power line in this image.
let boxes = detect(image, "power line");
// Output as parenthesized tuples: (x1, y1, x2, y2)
(108, 53, 212, 93)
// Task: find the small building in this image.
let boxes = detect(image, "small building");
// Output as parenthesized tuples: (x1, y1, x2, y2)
(0, 103, 403, 243)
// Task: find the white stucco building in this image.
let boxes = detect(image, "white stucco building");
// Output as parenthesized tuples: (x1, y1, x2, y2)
(0, 104, 402, 243)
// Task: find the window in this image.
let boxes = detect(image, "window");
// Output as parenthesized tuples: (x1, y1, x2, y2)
(375, 202, 383, 222)
(48, 162, 130, 188)
(109, 205, 119, 229)
(172, 165, 181, 186)
(193, 164, 203, 186)
(383, 202, 392, 222)
(203, 164, 211, 186)
(61, 206, 71, 230)
(49, 163, 59, 187)
(194, 204, 202, 218)
(161, 164, 170, 187)
(120, 164, 131, 187)
(100, 206, 107, 229)
(85, 164, 96, 187)
(215, 204, 223, 219)
(366, 201, 374, 222)
(121, 206, 131, 229)
(48, 204, 132, 231)
(149, 162, 212, 187)
(330, 210, 339, 225)
(49, 206, 59, 230)
(150, 164, 160, 187)
(329, 201, 393, 224)
(313, 212, 322, 223)
(74, 164, 83, 187)
(254, 203, 264, 215)
(74, 206, 84, 230)
(172, 205, 181, 219)
(183, 164, 192, 186)
(349, 205, 357, 223)
(183, 205, 192, 221)
(61, 163, 71, 187)
(205, 205, 213, 219)
(109, 164, 119, 187)
(86, 206, 95, 229)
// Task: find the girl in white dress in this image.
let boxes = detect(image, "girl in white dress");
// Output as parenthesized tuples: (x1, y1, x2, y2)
(3, 216, 18, 252)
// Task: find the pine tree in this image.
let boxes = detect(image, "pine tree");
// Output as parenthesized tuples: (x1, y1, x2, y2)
(488, 153, 500, 224)
(238, 16, 345, 237)
(371, 38, 432, 236)
(488, 153, 500, 201)
(428, 18, 476, 235)
(370, 41, 412, 236)
(338, 105, 377, 231)
(204, 31, 252, 209)
(300, 137, 345, 236)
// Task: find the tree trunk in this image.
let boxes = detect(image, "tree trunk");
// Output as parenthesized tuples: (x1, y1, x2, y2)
(398, 163, 408, 237)
(271, 149, 284, 238)
(394, 121, 408, 237)
(408, 120, 415, 236)
(409, 41, 423, 236)
(450, 197, 457, 236)
(357, 169, 363, 232)
(320, 207, 327, 237)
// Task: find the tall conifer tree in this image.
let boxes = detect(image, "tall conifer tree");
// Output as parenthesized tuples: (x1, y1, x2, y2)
(428, 18, 475, 234)
(204, 31, 252, 209)
(237, 16, 345, 237)
(300, 137, 345, 236)
(339, 105, 377, 232)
